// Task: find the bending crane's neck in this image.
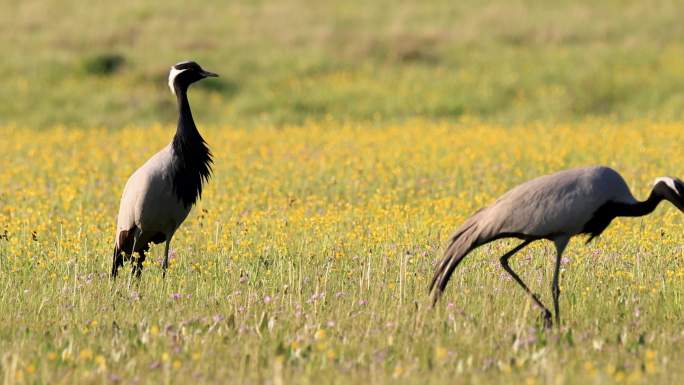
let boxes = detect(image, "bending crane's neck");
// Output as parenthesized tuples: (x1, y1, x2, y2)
(614, 189, 663, 217)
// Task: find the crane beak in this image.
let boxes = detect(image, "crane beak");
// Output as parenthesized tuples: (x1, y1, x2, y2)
(201, 70, 219, 78)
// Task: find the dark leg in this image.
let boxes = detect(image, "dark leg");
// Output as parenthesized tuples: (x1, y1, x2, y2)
(499, 239, 553, 328)
(551, 259, 560, 326)
(551, 237, 569, 327)
(131, 250, 146, 279)
(126, 230, 140, 289)
(162, 239, 171, 278)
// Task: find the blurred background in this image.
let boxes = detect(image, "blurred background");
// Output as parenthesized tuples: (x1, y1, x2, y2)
(3, 0, 684, 128)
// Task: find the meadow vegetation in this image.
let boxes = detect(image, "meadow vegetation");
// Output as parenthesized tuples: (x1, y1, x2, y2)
(2, 1, 684, 384)
(2, 0, 684, 128)
(1, 121, 684, 384)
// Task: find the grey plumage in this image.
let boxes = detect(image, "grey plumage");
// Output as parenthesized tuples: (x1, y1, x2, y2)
(430, 166, 684, 327)
(111, 61, 218, 278)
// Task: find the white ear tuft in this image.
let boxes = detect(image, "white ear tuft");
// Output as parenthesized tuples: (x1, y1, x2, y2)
(654, 177, 678, 193)
(168, 67, 188, 95)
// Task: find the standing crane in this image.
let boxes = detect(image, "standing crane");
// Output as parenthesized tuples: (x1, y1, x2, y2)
(111, 60, 218, 279)
(429, 166, 684, 327)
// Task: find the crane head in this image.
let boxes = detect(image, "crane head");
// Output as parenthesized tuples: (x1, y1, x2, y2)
(168, 61, 219, 95)
(653, 176, 684, 211)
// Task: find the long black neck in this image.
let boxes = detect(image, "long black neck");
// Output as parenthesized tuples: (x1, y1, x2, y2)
(176, 88, 197, 133)
(582, 188, 664, 242)
(612, 190, 663, 217)
(171, 88, 213, 208)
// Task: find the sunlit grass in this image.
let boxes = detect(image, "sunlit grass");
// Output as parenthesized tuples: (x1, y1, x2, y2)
(3, 1, 684, 128)
(1, 120, 683, 384)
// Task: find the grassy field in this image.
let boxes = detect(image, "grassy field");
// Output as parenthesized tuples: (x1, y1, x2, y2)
(1, 121, 684, 384)
(3, 1, 684, 384)
(3, 0, 684, 128)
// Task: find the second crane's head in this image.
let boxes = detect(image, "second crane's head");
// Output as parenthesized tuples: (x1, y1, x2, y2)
(168, 61, 218, 95)
(653, 176, 684, 211)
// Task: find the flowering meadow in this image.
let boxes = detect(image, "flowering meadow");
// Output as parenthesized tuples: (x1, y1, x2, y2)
(1, 120, 683, 384)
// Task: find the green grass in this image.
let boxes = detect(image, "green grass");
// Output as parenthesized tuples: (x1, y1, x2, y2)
(3, 1, 684, 384)
(2, 0, 684, 128)
(1, 122, 684, 384)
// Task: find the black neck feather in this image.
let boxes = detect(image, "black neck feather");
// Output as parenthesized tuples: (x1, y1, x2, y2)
(610, 191, 663, 217)
(171, 89, 213, 208)
(583, 189, 663, 242)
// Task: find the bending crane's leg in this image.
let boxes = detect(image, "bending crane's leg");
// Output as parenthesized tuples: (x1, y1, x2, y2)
(551, 237, 569, 327)
(499, 239, 553, 327)
(162, 238, 171, 278)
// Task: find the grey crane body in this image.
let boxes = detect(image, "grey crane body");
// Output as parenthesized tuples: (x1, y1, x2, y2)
(115, 144, 191, 251)
(112, 61, 218, 278)
(430, 166, 684, 327)
(472, 167, 635, 240)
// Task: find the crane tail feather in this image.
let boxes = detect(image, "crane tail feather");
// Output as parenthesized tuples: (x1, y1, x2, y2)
(111, 227, 134, 278)
(111, 244, 122, 278)
(429, 220, 482, 306)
